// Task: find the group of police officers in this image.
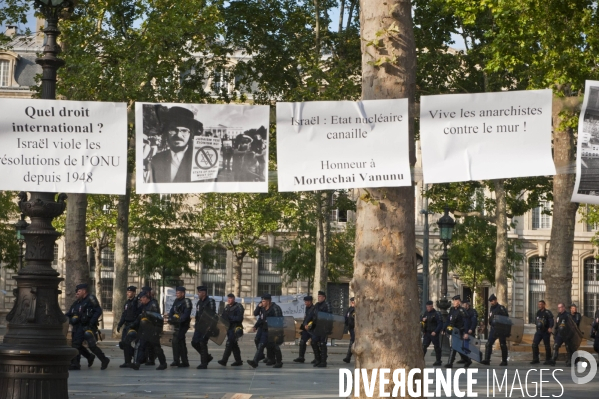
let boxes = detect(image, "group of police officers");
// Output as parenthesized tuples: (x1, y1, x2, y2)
(421, 293, 599, 368)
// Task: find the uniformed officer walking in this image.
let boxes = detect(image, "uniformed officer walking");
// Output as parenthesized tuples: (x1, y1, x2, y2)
(550, 303, 574, 366)
(66, 283, 110, 370)
(138, 286, 158, 366)
(421, 300, 443, 366)
(168, 286, 192, 367)
(294, 295, 317, 364)
(457, 299, 477, 365)
(531, 300, 554, 365)
(131, 292, 168, 370)
(218, 293, 245, 366)
(480, 294, 509, 366)
(570, 304, 582, 327)
(307, 291, 332, 368)
(248, 293, 284, 368)
(117, 286, 139, 368)
(443, 295, 471, 368)
(343, 297, 356, 364)
(191, 285, 216, 369)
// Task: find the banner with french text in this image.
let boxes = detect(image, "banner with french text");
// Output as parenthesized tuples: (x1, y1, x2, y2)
(136, 102, 270, 194)
(572, 80, 599, 204)
(0, 98, 127, 194)
(420, 89, 555, 184)
(276, 99, 411, 191)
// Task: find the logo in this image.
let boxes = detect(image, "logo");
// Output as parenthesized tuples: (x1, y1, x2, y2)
(571, 350, 598, 384)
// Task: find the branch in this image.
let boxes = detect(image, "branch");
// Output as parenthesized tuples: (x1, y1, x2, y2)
(453, 210, 496, 224)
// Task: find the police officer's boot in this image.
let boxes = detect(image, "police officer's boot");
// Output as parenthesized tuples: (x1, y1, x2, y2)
(265, 344, 276, 366)
(311, 341, 321, 365)
(543, 345, 553, 365)
(80, 348, 95, 368)
(316, 341, 328, 367)
(180, 342, 190, 367)
(565, 347, 572, 367)
(231, 342, 243, 366)
(218, 343, 232, 366)
(294, 341, 307, 363)
(171, 340, 181, 366)
(433, 347, 442, 366)
(480, 343, 492, 365)
(156, 349, 167, 370)
(90, 346, 110, 370)
(273, 345, 283, 368)
(444, 350, 456, 368)
(197, 343, 211, 369)
(248, 343, 266, 368)
(549, 343, 559, 366)
(499, 344, 508, 366)
(531, 343, 540, 364)
(343, 340, 354, 363)
(122, 345, 133, 368)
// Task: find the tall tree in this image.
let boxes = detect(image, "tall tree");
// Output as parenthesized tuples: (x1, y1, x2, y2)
(353, 0, 422, 395)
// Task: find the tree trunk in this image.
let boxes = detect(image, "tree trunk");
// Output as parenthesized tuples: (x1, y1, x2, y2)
(65, 193, 89, 307)
(112, 173, 132, 337)
(94, 240, 104, 328)
(353, 0, 421, 396)
(544, 101, 579, 310)
(313, 192, 328, 295)
(233, 255, 244, 297)
(494, 179, 509, 307)
(338, 0, 346, 33)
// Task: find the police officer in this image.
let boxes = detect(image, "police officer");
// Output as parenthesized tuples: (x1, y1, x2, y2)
(294, 295, 317, 364)
(168, 286, 192, 367)
(248, 293, 284, 368)
(531, 300, 554, 365)
(550, 303, 574, 366)
(421, 300, 443, 366)
(443, 295, 471, 368)
(306, 291, 332, 368)
(570, 304, 582, 327)
(253, 300, 273, 364)
(138, 286, 158, 366)
(117, 286, 140, 368)
(343, 297, 356, 364)
(65, 283, 110, 370)
(191, 285, 216, 369)
(592, 308, 599, 362)
(130, 292, 168, 370)
(218, 293, 245, 366)
(481, 294, 509, 366)
(457, 300, 478, 365)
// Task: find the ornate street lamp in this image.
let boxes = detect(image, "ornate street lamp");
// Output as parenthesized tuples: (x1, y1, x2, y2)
(0, 1, 77, 398)
(15, 213, 28, 270)
(436, 206, 455, 354)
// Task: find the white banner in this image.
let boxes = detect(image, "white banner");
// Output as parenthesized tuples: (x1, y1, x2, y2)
(276, 99, 411, 191)
(136, 102, 270, 194)
(0, 98, 127, 194)
(420, 90, 555, 183)
(572, 81, 599, 204)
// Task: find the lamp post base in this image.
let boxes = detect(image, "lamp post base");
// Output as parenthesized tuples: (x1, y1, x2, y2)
(437, 296, 451, 356)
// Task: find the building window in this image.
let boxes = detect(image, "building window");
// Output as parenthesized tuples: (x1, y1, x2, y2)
(202, 247, 227, 297)
(258, 249, 282, 295)
(584, 257, 599, 317)
(258, 283, 282, 296)
(532, 202, 551, 229)
(528, 256, 546, 323)
(213, 69, 230, 94)
(0, 60, 9, 87)
(101, 248, 115, 269)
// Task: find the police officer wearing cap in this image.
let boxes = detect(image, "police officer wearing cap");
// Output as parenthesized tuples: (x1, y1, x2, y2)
(168, 286, 192, 367)
(550, 302, 575, 366)
(343, 297, 356, 363)
(131, 292, 168, 370)
(481, 294, 509, 366)
(421, 300, 443, 366)
(305, 290, 332, 367)
(65, 283, 110, 370)
(191, 285, 216, 369)
(457, 299, 477, 365)
(117, 286, 140, 368)
(248, 293, 284, 368)
(294, 295, 317, 364)
(443, 295, 471, 368)
(530, 300, 554, 365)
(218, 293, 245, 366)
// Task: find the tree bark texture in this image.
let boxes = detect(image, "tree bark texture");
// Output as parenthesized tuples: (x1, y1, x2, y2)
(111, 174, 132, 336)
(354, 0, 422, 397)
(544, 101, 579, 310)
(233, 255, 244, 298)
(494, 179, 508, 307)
(313, 192, 330, 295)
(64, 193, 89, 307)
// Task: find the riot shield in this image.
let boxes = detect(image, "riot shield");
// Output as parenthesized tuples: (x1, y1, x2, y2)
(312, 312, 345, 339)
(450, 330, 482, 363)
(267, 316, 296, 345)
(579, 316, 595, 341)
(195, 310, 229, 345)
(567, 317, 584, 351)
(140, 311, 164, 343)
(493, 315, 524, 343)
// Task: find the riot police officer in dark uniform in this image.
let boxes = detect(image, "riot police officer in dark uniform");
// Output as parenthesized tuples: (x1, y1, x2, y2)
(253, 300, 274, 364)
(457, 300, 477, 365)
(550, 303, 574, 366)
(131, 292, 168, 370)
(481, 294, 509, 366)
(248, 293, 284, 368)
(191, 285, 216, 369)
(218, 293, 245, 366)
(66, 283, 110, 370)
(306, 291, 332, 368)
(294, 295, 317, 364)
(443, 295, 471, 368)
(168, 286, 192, 367)
(421, 300, 443, 366)
(117, 286, 139, 368)
(138, 286, 158, 365)
(531, 300, 554, 365)
(570, 304, 582, 327)
(343, 297, 356, 364)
